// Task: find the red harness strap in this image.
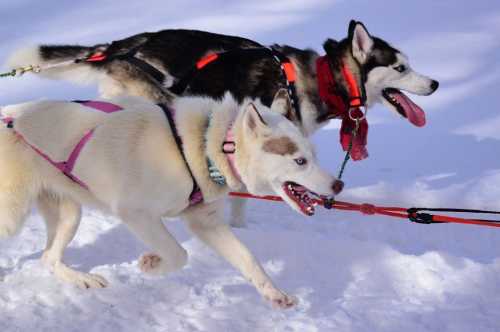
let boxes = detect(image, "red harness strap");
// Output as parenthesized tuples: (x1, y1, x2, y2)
(228, 192, 500, 228)
(196, 53, 219, 70)
(316, 56, 368, 161)
(185, 47, 303, 123)
(86, 52, 107, 62)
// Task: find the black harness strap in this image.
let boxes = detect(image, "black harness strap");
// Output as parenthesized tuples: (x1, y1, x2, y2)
(407, 207, 500, 224)
(94, 41, 167, 84)
(92, 44, 302, 124)
(124, 56, 166, 83)
(168, 47, 303, 123)
(157, 103, 202, 204)
(168, 48, 268, 95)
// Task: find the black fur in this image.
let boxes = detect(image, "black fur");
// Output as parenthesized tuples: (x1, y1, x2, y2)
(37, 25, 402, 128)
(40, 44, 96, 61)
(38, 30, 325, 125)
(364, 38, 399, 74)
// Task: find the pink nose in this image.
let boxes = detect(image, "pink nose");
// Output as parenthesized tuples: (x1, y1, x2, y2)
(332, 180, 344, 195)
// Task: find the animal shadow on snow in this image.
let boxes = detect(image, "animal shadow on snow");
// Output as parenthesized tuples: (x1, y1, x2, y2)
(17, 218, 190, 273)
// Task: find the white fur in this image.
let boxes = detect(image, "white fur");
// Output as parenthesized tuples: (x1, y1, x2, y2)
(0, 94, 338, 308)
(5, 24, 437, 229)
(365, 52, 436, 115)
(352, 24, 374, 64)
(6, 46, 102, 85)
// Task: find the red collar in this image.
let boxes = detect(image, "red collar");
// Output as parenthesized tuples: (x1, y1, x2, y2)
(316, 56, 369, 161)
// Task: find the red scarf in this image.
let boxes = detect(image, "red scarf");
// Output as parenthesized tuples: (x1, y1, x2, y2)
(316, 56, 368, 161)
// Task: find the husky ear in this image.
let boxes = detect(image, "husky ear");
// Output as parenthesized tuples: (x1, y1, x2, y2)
(323, 38, 339, 55)
(244, 103, 270, 137)
(271, 89, 294, 121)
(348, 20, 357, 38)
(349, 21, 374, 64)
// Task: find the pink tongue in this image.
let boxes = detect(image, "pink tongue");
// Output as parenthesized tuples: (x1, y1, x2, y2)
(392, 91, 426, 127)
(294, 185, 307, 193)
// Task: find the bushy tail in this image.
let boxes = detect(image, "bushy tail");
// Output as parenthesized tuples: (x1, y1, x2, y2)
(5, 44, 107, 85)
(5, 33, 172, 103)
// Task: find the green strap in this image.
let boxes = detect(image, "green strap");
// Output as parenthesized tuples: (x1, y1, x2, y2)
(207, 158, 227, 186)
(1, 65, 41, 78)
(0, 70, 16, 78)
(337, 119, 360, 180)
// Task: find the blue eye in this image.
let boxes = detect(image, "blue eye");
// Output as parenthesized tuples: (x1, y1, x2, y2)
(294, 158, 307, 166)
(394, 65, 406, 73)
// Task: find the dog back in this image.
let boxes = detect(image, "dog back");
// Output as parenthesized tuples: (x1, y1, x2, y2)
(3, 101, 108, 162)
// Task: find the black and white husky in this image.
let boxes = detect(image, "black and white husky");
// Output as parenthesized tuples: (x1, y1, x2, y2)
(7, 20, 439, 226)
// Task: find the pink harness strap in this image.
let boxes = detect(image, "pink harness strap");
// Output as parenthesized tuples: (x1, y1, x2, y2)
(222, 128, 241, 182)
(73, 100, 124, 113)
(2, 101, 123, 189)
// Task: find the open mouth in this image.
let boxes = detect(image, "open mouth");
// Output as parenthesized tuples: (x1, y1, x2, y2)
(382, 88, 426, 127)
(282, 182, 322, 216)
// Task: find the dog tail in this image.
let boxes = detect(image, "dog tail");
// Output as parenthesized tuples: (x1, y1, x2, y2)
(5, 44, 107, 85)
(0, 116, 41, 238)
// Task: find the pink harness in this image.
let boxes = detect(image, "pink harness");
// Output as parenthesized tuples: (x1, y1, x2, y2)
(222, 129, 241, 182)
(1, 101, 123, 190)
(1, 101, 206, 206)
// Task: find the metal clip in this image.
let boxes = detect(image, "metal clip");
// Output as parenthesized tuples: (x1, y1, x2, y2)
(14, 65, 41, 76)
(348, 106, 367, 122)
(407, 208, 435, 224)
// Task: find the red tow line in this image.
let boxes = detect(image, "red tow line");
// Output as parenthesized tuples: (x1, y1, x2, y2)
(228, 192, 500, 228)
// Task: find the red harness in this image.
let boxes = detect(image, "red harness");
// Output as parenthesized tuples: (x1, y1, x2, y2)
(316, 56, 369, 161)
(196, 52, 369, 160)
(86, 48, 369, 160)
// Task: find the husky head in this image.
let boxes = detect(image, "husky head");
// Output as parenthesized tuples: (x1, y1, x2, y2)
(322, 20, 439, 127)
(239, 90, 343, 216)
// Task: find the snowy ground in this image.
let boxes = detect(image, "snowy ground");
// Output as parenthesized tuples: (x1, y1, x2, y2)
(1, 189, 499, 332)
(2, 0, 500, 331)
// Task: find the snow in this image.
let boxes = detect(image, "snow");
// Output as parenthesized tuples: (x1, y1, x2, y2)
(2, 0, 500, 331)
(1, 190, 500, 331)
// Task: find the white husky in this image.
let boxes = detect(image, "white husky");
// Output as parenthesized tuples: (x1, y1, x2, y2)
(0, 91, 342, 308)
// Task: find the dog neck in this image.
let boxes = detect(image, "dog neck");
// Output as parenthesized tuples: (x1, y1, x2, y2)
(204, 103, 246, 190)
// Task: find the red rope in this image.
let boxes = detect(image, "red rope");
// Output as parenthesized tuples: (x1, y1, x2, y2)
(228, 192, 500, 228)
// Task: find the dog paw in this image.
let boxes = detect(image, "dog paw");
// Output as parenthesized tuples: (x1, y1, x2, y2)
(139, 253, 163, 274)
(73, 273, 109, 289)
(264, 289, 298, 309)
(138, 250, 187, 275)
(54, 263, 108, 289)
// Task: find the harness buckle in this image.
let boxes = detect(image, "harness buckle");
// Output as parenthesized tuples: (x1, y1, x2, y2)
(348, 106, 367, 122)
(222, 141, 236, 154)
(323, 198, 335, 209)
(407, 208, 437, 224)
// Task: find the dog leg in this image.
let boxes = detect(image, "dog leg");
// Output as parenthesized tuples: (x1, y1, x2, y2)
(228, 196, 247, 228)
(120, 211, 187, 275)
(37, 193, 108, 288)
(100, 61, 172, 104)
(183, 201, 297, 309)
(0, 146, 33, 238)
(0, 183, 31, 238)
